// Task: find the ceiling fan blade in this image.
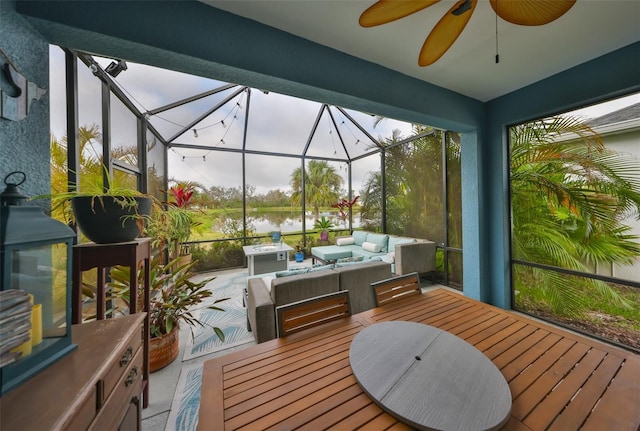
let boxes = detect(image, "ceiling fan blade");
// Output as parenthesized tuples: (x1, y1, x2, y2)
(418, 0, 477, 66)
(359, 0, 441, 27)
(490, 0, 576, 26)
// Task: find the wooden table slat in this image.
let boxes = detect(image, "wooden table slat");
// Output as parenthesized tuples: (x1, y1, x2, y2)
(223, 319, 364, 374)
(547, 353, 624, 431)
(224, 332, 353, 392)
(226, 355, 351, 405)
(501, 333, 562, 380)
(511, 342, 590, 419)
(355, 412, 411, 431)
(508, 337, 576, 398)
(330, 400, 392, 430)
(231, 376, 357, 430)
(270, 383, 366, 430)
(523, 348, 608, 430)
(464, 317, 525, 349)
(225, 358, 353, 421)
(489, 326, 548, 365)
(581, 355, 640, 431)
(484, 328, 537, 362)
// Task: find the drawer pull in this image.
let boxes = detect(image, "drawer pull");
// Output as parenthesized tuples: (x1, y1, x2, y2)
(119, 347, 133, 367)
(125, 366, 138, 387)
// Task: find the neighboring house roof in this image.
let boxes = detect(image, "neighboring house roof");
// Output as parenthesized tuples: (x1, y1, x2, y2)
(588, 102, 640, 128)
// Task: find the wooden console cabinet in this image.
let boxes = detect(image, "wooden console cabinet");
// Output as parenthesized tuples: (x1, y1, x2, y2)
(71, 238, 151, 408)
(0, 313, 145, 431)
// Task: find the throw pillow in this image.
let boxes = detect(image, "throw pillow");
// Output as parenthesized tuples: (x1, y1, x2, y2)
(275, 268, 310, 278)
(381, 252, 395, 264)
(275, 264, 334, 277)
(362, 241, 382, 253)
(336, 237, 355, 246)
(337, 256, 364, 263)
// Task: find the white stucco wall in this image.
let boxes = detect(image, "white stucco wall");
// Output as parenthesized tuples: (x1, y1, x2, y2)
(600, 125, 640, 283)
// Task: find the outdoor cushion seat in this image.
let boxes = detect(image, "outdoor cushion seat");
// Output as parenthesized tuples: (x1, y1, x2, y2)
(311, 245, 356, 262)
(351, 248, 386, 260)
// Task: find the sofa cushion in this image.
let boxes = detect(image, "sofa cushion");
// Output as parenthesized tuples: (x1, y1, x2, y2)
(270, 269, 339, 306)
(352, 230, 368, 246)
(275, 264, 334, 278)
(388, 236, 416, 251)
(336, 237, 355, 246)
(351, 248, 385, 260)
(333, 260, 392, 314)
(366, 233, 390, 252)
(311, 245, 355, 261)
(362, 241, 381, 253)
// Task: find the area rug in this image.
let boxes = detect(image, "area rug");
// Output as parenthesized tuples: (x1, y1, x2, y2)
(165, 363, 203, 431)
(166, 270, 255, 431)
(182, 270, 254, 361)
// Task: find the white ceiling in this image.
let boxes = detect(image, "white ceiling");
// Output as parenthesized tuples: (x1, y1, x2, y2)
(204, 0, 640, 102)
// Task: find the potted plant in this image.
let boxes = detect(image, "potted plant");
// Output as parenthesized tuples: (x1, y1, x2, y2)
(33, 165, 152, 244)
(294, 241, 305, 263)
(108, 254, 227, 372)
(313, 216, 334, 242)
(147, 183, 200, 266)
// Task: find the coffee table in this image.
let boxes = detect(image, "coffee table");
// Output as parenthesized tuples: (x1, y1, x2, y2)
(242, 243, 293, 276)
(349, 321, 511, 431)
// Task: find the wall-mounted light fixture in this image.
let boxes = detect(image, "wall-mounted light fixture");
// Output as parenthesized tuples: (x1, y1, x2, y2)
(105, 60, 127, 78)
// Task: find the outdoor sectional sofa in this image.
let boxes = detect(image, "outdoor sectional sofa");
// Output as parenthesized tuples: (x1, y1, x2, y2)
(311, 231, 436, 276)
(247, 260, 393, 343)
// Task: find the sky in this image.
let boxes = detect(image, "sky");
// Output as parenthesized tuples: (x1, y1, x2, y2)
(49, 46, 639, 197)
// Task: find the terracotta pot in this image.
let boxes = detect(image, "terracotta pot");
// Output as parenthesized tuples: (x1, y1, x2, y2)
(149, 326, 179, 373)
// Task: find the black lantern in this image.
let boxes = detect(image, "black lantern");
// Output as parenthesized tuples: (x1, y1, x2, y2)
(0, 172, 77, 394)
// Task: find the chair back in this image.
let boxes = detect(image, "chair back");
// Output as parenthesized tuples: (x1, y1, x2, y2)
(371, 272, 421, 306)
(276, 291, 351, 337)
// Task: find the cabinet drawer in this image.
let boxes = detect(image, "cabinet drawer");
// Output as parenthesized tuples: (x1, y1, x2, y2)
(91, 347, 143, 430)
(101, 325, 142, 405)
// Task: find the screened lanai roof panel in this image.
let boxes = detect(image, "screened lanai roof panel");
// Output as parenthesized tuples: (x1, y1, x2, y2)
(305, 108, 350, 160)
(245, 91, 322, 155)
(92, 56, 238, 140)
(170, 89, 247, 148)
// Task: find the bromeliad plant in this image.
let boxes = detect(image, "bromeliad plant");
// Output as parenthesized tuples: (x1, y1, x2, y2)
(332, 195, 359, 232)
(146, 182, 203, 259)
(108, 254, 227, 340)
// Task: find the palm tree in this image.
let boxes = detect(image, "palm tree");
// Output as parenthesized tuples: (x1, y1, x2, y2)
(510, 115, 640, 314)
(290, 160, 343, 220)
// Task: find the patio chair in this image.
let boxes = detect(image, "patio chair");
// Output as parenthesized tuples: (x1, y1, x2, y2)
(371, 272, 421, 306)
(276, 291, 351, 337)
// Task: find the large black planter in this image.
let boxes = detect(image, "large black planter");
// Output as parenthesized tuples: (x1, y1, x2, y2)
(71, 196, 152, 244)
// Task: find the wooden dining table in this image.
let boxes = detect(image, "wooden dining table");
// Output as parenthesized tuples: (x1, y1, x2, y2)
(198, 288, 640, 431)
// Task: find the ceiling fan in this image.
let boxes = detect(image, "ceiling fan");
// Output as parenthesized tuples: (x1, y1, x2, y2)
(359, 0, 577, 66)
